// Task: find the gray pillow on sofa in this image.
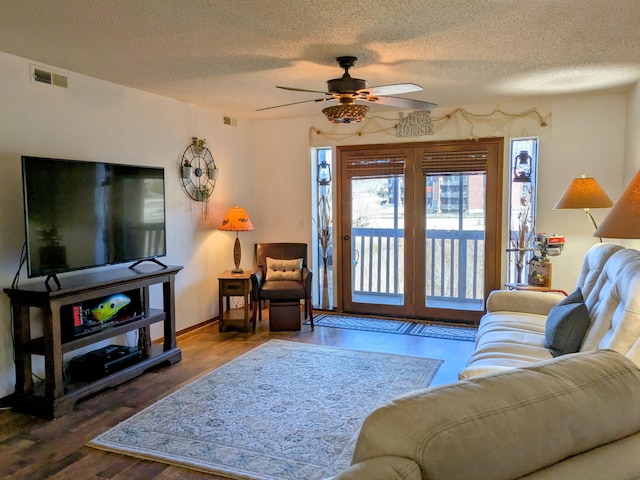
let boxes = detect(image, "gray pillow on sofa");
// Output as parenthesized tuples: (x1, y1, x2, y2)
(544, 287, 590, 357)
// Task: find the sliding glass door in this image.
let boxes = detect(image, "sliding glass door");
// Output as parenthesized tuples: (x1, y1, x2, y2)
(337, 139, 502, 323)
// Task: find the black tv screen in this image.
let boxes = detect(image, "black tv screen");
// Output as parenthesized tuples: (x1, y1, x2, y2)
(22, 156, 166, 278)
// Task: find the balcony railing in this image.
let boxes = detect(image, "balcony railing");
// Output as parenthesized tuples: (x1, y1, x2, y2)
(352, 227, 484, 310)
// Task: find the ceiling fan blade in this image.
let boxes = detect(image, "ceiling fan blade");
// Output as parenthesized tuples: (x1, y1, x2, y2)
(276, 86, 330, 95)
(256, 97, 329, 112)
(367, 95, 437, 110)
(359, 83, 423, 96)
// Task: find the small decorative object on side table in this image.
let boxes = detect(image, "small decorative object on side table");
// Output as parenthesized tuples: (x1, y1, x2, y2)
(218, 270, 257, 332)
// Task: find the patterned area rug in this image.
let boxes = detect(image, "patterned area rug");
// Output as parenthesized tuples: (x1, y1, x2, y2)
(88, 340, 442, 480)
(307, 314, 477, 342)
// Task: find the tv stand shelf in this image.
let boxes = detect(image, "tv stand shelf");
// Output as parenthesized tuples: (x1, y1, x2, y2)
(23, 308, 166, 355)
(4, 264, 183, 418)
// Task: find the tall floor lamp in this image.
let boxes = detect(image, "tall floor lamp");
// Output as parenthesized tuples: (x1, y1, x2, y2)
(594, 171, 640, 240)
(553, 175, 613, 242)
(219, 205, 254, 274)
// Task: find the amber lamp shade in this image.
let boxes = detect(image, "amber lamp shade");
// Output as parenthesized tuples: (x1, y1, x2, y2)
(554, 176, 613, 241)
(594, 171, 640, 239)
(219, 205, 254, 274)
(553, 177, 613, 210)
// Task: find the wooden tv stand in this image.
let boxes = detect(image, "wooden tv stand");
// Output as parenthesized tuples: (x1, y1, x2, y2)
(4, 264, 183, 418)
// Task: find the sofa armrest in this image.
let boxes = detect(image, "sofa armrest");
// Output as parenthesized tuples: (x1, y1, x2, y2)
(326, 456, 422, 480)
(486, 289, 565, 316)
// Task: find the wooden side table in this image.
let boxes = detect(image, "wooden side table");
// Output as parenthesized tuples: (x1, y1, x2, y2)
(218, 270, 256, 332)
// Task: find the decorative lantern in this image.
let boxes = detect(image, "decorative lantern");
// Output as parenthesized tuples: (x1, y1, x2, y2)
(513, 150, 532, 183)
(318, 159, 332, 185)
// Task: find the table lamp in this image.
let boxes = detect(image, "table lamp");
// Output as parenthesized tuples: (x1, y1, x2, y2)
(553, 175, 613, 242)
(594, 171, 640, 239)
(219, 205, 254, 274)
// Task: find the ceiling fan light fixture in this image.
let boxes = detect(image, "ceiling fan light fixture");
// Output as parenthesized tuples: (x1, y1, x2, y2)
(322, 104, 370, 124)
(259, 55, 436, 116)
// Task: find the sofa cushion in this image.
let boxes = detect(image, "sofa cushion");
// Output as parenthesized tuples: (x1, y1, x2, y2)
(544, 288, 589, 357)
(458, 312, 553, 379)
(574, 242, 624, 300)
(580, 248, 640, 366)
(265, 257, 303, 281)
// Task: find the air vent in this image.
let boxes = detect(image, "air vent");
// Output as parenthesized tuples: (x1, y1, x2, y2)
(223, 115, 237, 127)
(31, 65, 68, 88)
(52, 73, 68, 88)
(33, 68, 52, 84)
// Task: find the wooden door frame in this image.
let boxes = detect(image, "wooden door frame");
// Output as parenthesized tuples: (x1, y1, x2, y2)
(335, 138, 503, 321)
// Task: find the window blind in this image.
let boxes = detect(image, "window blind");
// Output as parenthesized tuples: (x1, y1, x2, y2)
(421, 149, 488, 175)
(344, 154, 406, 179)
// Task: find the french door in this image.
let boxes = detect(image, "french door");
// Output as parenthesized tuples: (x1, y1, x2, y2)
(337, 139, 503, 323)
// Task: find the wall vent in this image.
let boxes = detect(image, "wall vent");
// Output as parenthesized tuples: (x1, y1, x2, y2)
(52, 73, 68, 88)
(31, 65, 68, 88)
(223, 115, 237, 127)
(33, 68, 52, 84)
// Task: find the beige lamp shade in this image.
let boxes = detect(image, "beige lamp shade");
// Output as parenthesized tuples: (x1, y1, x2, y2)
(553, 176, 613, 210)
(594, 171, 640, 239)
(219, 205, 254, 273)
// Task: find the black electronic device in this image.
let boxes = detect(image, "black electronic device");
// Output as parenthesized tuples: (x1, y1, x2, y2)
(21, 156, 166, 279)
(68, 345, 143, 381)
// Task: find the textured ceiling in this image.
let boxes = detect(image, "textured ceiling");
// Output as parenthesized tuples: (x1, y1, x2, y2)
(1, 0, 639, 120)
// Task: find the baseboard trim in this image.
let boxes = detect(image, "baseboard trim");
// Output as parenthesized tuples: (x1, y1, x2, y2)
(175, 317, 218, 339)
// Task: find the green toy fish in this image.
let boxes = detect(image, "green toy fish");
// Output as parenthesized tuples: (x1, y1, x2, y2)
(92, 293, 131, 322)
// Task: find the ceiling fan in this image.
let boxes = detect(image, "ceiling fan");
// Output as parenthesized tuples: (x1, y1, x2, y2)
(257, 56, 438, 123)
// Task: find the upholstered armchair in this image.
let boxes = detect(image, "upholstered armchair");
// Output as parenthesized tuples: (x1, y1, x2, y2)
(254, 243, 313, 329)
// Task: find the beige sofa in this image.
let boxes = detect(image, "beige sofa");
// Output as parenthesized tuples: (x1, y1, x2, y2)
(459, 242, 640, 379)
(329, 350, 640, 480)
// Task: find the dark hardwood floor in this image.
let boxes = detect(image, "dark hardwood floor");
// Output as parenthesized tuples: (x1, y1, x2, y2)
(0, 311, 475, 480)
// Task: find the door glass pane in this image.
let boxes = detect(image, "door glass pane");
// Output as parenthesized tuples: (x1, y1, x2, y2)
(425, 173, 485, 311)
(351, 175, 404, 305)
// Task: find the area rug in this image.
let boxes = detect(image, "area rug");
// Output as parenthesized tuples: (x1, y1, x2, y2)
(88, 339, 442, 480)
(307, 314, 477, 342)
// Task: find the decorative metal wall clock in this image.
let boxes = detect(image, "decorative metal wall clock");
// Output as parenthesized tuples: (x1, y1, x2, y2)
(180, 137, 219, 203)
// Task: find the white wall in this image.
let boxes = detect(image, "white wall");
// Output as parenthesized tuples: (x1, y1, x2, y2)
(251, 94, 631, 297)
(620, 81, 640, 251)
(0, 49, 636, 399)
(0, 52, 257, 397)
(251, 119, 315, 244)
(625, 82, 640, 179)
(536, 94, 627, 285)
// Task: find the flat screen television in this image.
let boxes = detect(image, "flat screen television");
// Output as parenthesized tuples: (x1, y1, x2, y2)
(22, 156, 166, 279)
